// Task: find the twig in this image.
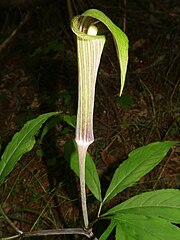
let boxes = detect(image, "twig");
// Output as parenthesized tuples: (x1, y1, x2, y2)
(138, 76, 156, 118)
(0, 11, 31, 55)
(0, 205, 23, 235)
(67, 0, 74, 22)
(166, 51, 180, 80)
(0, 234, 22, 240)
(30, 188, 56, 231)
(122, 0, 127, 32)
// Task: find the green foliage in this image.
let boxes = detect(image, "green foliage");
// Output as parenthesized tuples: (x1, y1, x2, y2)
(96, 141, 180, 239)
(2, 111, 178, 239)
(64, 139, 102, 202)
(39, 113, 76, 143)
(0, 112, 75, 186)
(104, 189, 180, 223)
(63, 139, 179, 239)
(102, 141, 177, 204)
(116, 94, 134, 109)
(111, 214, 180, 240)
(99, 194, 180, 240)
(99, 220, 116, 240)
(63, 115, 76, 128)
(0, 112, 58, 185)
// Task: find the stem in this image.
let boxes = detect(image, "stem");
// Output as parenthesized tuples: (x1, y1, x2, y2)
(0, 228, 95, 239)
(77, 142, 90, 229)
(0, 11, 31, 55)
(97, 202, 102, 218)
(24, 228, 92, 238)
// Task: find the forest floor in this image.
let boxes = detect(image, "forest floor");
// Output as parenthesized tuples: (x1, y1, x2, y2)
(0, 0, 179, 239)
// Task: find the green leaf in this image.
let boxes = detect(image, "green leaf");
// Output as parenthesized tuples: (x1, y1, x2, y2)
(40, 114, 76, 142)
(116, 222, 136, 240)
(99, 220, 116, 240)
(82, 9, 128, 96)
(40, 115, 61, 142)
(0, 112, 58, 185)
(63, 115, 76, 128)
(103, 141, 178, 204)
(104, 189, 180, 223)
(64, 140, 102, 202)
(116, 94, 134, 109)
(112, 213, 180, 240)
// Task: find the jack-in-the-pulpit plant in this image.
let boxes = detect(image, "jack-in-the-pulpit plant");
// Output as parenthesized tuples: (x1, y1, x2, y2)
(71, 9, 128, 229)
(0, 8, 179, 240)
(71, 19, 105, 228)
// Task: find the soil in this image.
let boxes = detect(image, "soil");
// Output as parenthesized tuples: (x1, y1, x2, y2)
(0, 0, 179, 239)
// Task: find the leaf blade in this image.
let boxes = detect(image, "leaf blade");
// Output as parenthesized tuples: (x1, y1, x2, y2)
(0, 112, 58, 185)
(104, 189, 180, 223)
(99, 220, 116, 240)
(103, 141, 178, 204)
(116, 222, 136, 240)
(112, 213, 180, 240)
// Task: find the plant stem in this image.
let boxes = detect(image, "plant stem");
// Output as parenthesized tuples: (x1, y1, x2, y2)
(0, 228, 95, 239)
(97, 202, 102, 218)
(77, 143, 90, 229)
(24, 228, 92, 238)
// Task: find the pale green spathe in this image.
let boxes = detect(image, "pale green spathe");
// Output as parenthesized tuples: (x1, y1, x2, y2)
(71, 15, 106, 145)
